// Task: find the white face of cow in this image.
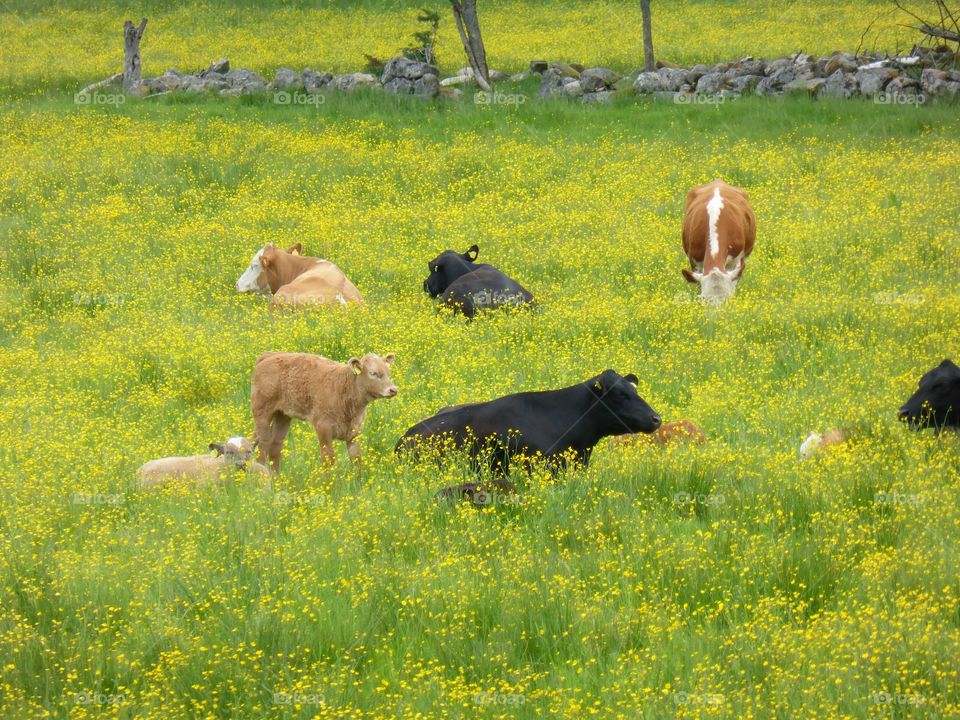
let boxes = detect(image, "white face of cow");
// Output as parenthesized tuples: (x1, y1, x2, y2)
(699, 268, 740, 303)
(236, 248, 266, 293)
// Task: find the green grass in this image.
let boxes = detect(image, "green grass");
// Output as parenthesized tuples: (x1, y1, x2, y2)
(0, 71, 959, 720)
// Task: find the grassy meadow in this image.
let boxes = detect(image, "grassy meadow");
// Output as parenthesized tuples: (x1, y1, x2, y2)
(1, 2, 960, 719)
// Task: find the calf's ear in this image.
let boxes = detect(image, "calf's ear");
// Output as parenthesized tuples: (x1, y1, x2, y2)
(348, 357, 362, 375)
(681, 268, 700, 284)
(382, 353, 395, 366)
(464, 244, 479, 261)
(624, 373, 639, 385)
(209, 443, 225, 456)
(287, 243, 302, 255)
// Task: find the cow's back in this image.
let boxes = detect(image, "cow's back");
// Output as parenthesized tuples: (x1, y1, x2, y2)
(273, 261, 363, 306)
(252, 352, 344, 420)
(682, 180, 755, 263)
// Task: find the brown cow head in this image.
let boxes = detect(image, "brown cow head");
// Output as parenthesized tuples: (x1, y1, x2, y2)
(348, 353, 398, 400)
(236, 243, 304, 294)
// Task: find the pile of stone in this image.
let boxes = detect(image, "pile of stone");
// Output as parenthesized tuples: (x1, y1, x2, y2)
(379, 57, 440, 97)
(536, 61, 621, 103)
(630, 51, 960, 101)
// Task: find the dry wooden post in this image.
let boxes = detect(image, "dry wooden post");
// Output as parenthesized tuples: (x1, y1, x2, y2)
(123, 18, 148, 90)
(450, 0, 493, 92)
(641, 0, 655, 71)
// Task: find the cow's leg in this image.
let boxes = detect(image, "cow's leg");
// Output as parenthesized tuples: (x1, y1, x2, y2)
(347, 440, 362, 463)
(313, 422, 336, 465)
(252, 409, 275, 465)
(266, 412, 292, 472)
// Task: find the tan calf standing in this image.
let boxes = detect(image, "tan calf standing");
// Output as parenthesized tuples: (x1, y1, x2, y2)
(251, 352, 397, 470)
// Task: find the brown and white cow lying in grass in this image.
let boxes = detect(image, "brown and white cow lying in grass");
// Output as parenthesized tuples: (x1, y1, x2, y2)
(251, 352, 398, 471)
(136, 436, 270, 489)
(681, 179, 756, 303)
(236, 242, 364, 307)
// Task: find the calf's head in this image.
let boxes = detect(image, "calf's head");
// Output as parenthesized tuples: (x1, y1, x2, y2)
(236, 243, 303, 293)
(209, 436, 256, 469)
(682, 257, 745, 303)
(349, 353, 398, 399)
(589, 370, 662, 435)
(898, 359, 960, 430)
(424, 244, 480, 297)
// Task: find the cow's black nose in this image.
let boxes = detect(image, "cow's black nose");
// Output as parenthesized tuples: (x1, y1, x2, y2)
(897, 407, 909, 421)
(651, 414, 662, 429)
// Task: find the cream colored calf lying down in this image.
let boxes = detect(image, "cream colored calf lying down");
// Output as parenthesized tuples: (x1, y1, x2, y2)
(136, 436, 270, 489)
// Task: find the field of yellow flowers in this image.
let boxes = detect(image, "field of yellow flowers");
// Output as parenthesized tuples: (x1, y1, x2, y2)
(1, 3, 960, 719)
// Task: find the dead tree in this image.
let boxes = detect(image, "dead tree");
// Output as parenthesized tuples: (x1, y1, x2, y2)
(894, 1, 960, 52)
(641, 0, 655, 71)
(123, 18, 148, 90)
(450, 1, 492, 92)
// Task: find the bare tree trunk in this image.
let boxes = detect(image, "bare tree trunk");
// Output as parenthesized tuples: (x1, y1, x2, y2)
(123, 18, 148, 91)
(641, 0, 655, 71)
(451, 0, 493, 92)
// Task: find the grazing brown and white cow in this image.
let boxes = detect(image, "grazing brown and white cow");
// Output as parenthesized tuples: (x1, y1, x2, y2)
(251, 352, 397, 470)
(680, 180, 756, 302)
(236, 243, 364, 307)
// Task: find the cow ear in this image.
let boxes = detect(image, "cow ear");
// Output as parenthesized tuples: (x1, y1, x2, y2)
(288, 243, 302, 255)
(348, 357, 362, 375)
(681, 268, 700, 284)
(624, 373, 639, 385)
(209, 443, 224, 456)
(382, 353, 395, 366)
(465, 244, 479, 261)
(260, 252, 272, 268)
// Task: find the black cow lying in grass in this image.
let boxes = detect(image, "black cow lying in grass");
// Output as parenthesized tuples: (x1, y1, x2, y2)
(423, 244, 534, 318)
(899, 358, 960, 432)
(397, 370, 661, 474)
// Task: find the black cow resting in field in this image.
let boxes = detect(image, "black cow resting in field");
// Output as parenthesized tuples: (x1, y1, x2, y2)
(898, 359, 960, 432)
(423, 244, 534, 318)
(396, 370, 661, 473)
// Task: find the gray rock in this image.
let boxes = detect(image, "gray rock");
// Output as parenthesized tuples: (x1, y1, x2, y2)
(302, 69, 334, 93)
(920, 68, 950, 95)
(822, 69, 859, 98)
(686, 64, 710, 84)
(695, 71, 725, 94)
(806, 78, 827, 96)
(729, 74, 761, 94)
(272, 67, 302, 91)
(439, 86, 463, 100)
(579, 67, 619, 92)
(633, 71, 661, 93)
(153, 69, 185, 91)
(764, 57, 793, 76)
(824, 52, 858, 75)
(659, 67, 688, 91)
(202, 57, 229, 76)
(337, 72, 379, 91)
(733, 58, 765, 76)
(413, 74, 440, 97)
(856, 67, 897, 96)
(562, 79, 583, 97)
(885, 75, 919, 95)
(581, 90, 613, 104)
(381, 57, 438, 85)
(510, 71, 531, 82)
(538, 68, 566, 98)
(225, 69, 267, 90)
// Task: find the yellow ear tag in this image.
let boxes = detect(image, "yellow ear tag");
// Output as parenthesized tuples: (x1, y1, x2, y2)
(353, 366, 362, 376)
(594, 381, 603, 391)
